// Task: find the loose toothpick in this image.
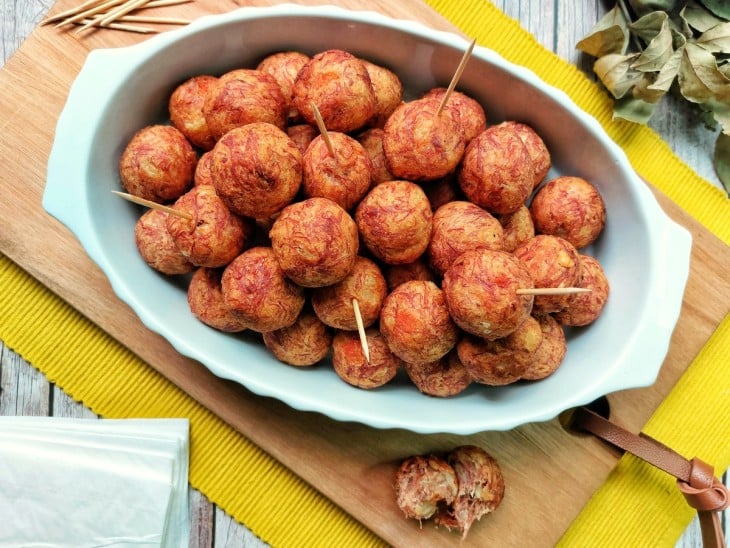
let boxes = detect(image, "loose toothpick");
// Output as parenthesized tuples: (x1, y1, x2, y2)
(352, 298, 371, 364)
(436, 38, 476, 117)
(310, 103, 336, 158)
(45, 0, 192, 34)
(112, 190, 192, 220)
(516, 287, 592, 296)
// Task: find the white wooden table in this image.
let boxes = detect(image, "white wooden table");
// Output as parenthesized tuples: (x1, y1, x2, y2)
(0, 2, 725, 547)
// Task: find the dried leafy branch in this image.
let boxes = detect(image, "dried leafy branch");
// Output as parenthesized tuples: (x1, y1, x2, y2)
(577, 0, 730, 193)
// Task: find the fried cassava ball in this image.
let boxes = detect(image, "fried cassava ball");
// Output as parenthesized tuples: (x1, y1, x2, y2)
(211, 122, 302, 219)
(457, 122, 534, 214)
(521, 313, 567, 381)
(442, 248, 534, 340)
(380, 280, 459, 364)
(361, 60, 403, 128)
(293, 49, 376, 133)
(187, 267, 249, 333)
(119, 124, 197, 203)
(221, 246, 305, 333)
(513, 235, 581, 314)
(168, 74, 218, 150)
(256, 50, 311, 120)
(270, 197, 359, 288)
(497, 205, 535, 253)
(332, 328, 401, 389)
(202, 68, 287, 140)
(301, 131, 372, 212)
(553, 255, 609, 327)
(421, 87, 487, 144)
(404, 350, 472, 398)
(311, 256, 387, 330)
(262, 310, 333, 367)
(167, 184, 252, 268)
(500, 120, 551, 190)
(529, 175, 606, 249)
(394, 454, 458, 521)
(134, 209, 194, 275)
(355, 181, 433, 265)
(428, 201, 504, 276)
(383, 97, 466, 181)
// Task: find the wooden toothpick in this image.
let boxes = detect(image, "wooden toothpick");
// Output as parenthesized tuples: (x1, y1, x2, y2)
(352, 298, 371, 364)
(310, 103, 336, 158)
(112, 190, 192, 220)
(436, 38, 476, 117)
(516, 287, 592, 296)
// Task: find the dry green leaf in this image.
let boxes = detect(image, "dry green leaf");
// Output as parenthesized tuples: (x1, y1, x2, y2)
(647, 46, 684, 92)
(576, 5, 629, 57)
(713, 132, 730, 194)
(613, 94, 657, 123)
(594, 53, 644, 98)
(632, 73, 668, 102)
(631, 16, 676, 71)
(683, 0, 727, 32)
(698, 0, 730, 20)
(630, 11, 668, 43)
(697, 22, 730, 52)
(678, 42, 730, 103)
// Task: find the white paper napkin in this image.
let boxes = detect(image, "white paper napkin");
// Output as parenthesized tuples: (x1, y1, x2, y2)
(0, 417, 190, 548)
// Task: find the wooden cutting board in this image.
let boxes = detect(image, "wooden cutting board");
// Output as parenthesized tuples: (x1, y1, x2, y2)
(1, 1, 728, 546)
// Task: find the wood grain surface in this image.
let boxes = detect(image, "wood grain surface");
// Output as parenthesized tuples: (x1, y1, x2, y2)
(1, 1, 727, 547)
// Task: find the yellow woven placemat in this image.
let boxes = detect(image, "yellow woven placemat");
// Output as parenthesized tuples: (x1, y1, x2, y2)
(1, 2, 728, 547)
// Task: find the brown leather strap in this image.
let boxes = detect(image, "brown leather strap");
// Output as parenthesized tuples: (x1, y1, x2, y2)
(572, 407, 729, 548)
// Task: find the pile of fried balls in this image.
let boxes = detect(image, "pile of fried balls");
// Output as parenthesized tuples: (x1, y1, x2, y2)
(122, 48, 609, 397)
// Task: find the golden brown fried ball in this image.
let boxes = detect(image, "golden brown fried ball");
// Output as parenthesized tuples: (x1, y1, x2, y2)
(553, 255, 609, 326)
(513, 235, 582, 313)
(194, 151, 214, 187)
(383, 98, 466, 181)
(442, 249, 534, 340)
(311, 256, 387, 330)
(385, 258, 435, 291)
(394, 454, 458, 521)
(166, 185, 252, 268)
(422, 87, 487, 144)
(361, 60, 403, 127)
(356, 128, 394, 185)
(210, 122, 302, 219)
(428, 201, 504, 276)
(529, 175, 606, 249)
(286, 124, 318, 156)
(269, 197, 359, 288)
(262, 310, 332, 367)
(256, 51, 310, 119)
(404, 350, 472, 397)
(332, 328, 401, 389)
(435, 445, 505, 539)
(168, 75, 218, 150)
(202, 69, 287, 140)
(187, 267, 249, 332)
(134, 209, 194, 275)
(500, 121, 551, 189)
(457, 316, 543, 385)
(457, 122, 534, 214)
(380, 280, 459, 364)
(301, 132, 372, 211)
(221, 246, 305, 333)
(497, 205, 535, 253)
(355, 181, 433, 265)
(521, 313, 567, 380)
(119, 125, 197, 203)
(293, 49, 376, 133)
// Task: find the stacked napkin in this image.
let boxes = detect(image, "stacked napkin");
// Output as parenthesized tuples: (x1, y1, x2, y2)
(0, 417, 190, 547)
